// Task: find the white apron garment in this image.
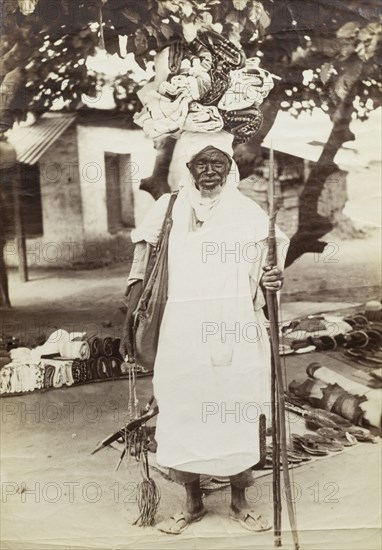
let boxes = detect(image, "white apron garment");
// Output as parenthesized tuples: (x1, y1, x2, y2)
(150, 187, 289, 477)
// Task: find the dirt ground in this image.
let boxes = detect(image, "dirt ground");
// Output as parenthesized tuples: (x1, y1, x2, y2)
(1, 228, 381, 550)
(3, 228, 381, 344)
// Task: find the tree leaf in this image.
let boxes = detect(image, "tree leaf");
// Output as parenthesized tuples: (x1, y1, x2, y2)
(180, 1, 194, 18)
(320, 62, 333, 85)
(248, 1, 263, 25)
(336, 21, 359, 39)
(160, 22, 174, 40)
(232, 0, 249, 10)
(334, 58, 363, 99)
(134, 29, 148, 55)
(121, 8, 140, 25)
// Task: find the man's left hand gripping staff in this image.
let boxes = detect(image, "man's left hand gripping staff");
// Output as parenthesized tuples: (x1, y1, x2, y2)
(261, 266, 284, 292)
(119, 280, 143, 362)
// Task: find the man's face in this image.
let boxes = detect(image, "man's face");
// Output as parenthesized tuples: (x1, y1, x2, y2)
(187, 147, 232, 190)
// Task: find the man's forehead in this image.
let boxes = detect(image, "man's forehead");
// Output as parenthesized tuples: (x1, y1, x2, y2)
(191, 146, 231, 161)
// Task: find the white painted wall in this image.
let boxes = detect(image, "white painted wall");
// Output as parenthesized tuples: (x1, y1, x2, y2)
(76, 125, 156, 239)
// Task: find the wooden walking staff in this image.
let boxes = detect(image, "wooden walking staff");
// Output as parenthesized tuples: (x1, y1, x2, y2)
(266, 144, 300, 549)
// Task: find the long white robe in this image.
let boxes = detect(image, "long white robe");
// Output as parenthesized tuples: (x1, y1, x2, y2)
(130, 186, 289, 476)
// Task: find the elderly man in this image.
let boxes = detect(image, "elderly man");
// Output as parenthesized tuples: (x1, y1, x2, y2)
(121, 131, 288, 534)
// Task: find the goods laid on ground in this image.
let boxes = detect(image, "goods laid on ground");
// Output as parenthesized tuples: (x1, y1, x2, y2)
(0, 330, 147, 396)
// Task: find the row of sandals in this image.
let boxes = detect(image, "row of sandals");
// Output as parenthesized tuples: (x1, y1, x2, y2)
(280, 306, 382, 369)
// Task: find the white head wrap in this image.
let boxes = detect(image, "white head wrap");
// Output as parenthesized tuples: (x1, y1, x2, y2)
(168, 131, 240, 222)
(168, 130, 239, 189)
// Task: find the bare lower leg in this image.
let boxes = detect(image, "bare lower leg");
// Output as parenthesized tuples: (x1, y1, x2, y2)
(230, 484, 249, 513)
(185, 479, 204, 515)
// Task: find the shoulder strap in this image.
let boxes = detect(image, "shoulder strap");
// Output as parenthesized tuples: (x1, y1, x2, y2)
(156, 191, 179, 251)
(142, 191, 178, 288)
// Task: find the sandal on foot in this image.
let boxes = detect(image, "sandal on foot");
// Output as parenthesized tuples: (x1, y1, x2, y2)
(157, 508, 207, 534)
(230, 509, 272, 532)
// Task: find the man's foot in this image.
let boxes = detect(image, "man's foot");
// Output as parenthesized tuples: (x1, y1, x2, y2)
(229, 505, 272, 532)
(157, 507, 207, 535)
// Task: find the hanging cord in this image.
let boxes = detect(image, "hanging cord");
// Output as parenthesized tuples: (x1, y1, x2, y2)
(133, 425, 161, 527)
(123, 360, 161, 526)
(118, 360, 140, 469)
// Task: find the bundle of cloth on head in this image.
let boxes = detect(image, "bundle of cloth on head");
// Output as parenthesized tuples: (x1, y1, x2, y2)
(133, 32, 275, 144)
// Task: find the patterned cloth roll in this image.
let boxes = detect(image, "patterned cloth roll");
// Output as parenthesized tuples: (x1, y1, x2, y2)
(111, 338, 122, 359)
(221, 107, 263, 143)
(88, 336, 102, 358)
(86, 358, 96, 381)
(102, 338, 114, 358)
(44, 365, 55, 388)
(109, 356, 122, 377)
(72, 360, 83, 383)
(96, 356, 110, 379)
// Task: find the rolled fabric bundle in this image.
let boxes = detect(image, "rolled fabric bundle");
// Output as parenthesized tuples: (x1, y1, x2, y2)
(8, 367, 17, 393)
(71, 360, 83, 384)
(59, 340, 90, 360)
(96, 356, 111, 379)
(35, 364, 45, 390)
(289, 378, 325, 408)
(343, 330, 369, 349)
(307, 363, 381, 427)
(73, 361, 88, 383)
(29, 365, 38, 392)
(307, 335, 337, 351)
(364, 301, 382, 322)
(363, 329, 382, 351)
(112, 338, 122, 358)
(320, 384, 344, 412)
(23, 364, 36, 392)
(85, 358, 95, 381)
(88, 336, 102, 358)
(102, 337, 114, 358)
(109, 356, 122, 377)
(53, 363, 65, 388)
(64, 362, 74, 386)
(19, 365, 27, 392)
(43, 364, 55, 388)
(13, 366, 23, 393)
(308, 363, 373, 396)
(9, 347, 32, 363)
(78, 361, 88, 382)
(331, 391, 367, 425)
(183, 102, 224, 133)
(32, 329, 76, 360)
(0, 367, 12, 394)
(360, 398, 382, 428)
(89, 359, 96, 380)
(221, 107, 263, 144)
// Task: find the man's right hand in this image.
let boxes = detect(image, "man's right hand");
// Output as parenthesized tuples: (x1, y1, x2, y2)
(119, 280, 143, 362)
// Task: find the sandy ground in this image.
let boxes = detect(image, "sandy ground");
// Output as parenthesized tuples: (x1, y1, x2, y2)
(1, 230, 381, 550)
(1, 353, 381, 550)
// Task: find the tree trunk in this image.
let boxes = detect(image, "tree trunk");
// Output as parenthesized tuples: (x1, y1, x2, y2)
(285, 90, 356, 267)
(0, 246, 11, 308)
(139, 137, 175, 199)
